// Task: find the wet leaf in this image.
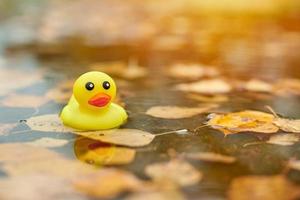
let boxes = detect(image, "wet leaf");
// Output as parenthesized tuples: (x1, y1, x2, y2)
(26, 137, 69, 148)
(267, 134, 300, 146)
(207, 110, 279, 135)
(273, 78, 300, 96)
(184, 152, 236, 163)
(145, 159, 202, 186)
(0, 143, 95, 178)
(26, 114, 78, 133)
(0, 94, 49, 108)
(146, 104, 218, 119)
(169, 63, 219, 79)
(273, 118, 300, 133)
(0, 123, 18, 136)
(74, 138, 136, 165)
(74, 129, 155, 147)
(228, 175, 300, 200)
(187, 93, 228, 103)
(74, 168, 143, 199)
(288, 160, 300, 171)
(0, 174, 88, 200)
(175, 79, 232, 94)
(243, 79, 273, 93)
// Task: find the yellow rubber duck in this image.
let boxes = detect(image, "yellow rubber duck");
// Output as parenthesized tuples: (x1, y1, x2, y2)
(60, 71, 128, 130)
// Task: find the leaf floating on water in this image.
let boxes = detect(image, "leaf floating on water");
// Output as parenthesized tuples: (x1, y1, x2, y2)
(207, 110, 279, 135)
(46, 80, 74, 103)
(228, 175, 300, 200)
(168, 63, 219, 79)
(26, 114, 78, 133)
(146, 104, 218, 119)
(0, 123, 18, 136)
(145, 159, 202, 187)
(273, 118, 300, 133)
(0, 94, 49, 108)
(175, 79, 232, 94)
(267, 134, 300, 146)
(74, 138, 136, 166)
(0, 174, 88, 200)
(273, 78, 300, 96)
(26, 137, 69, 148)
(74, 168, 144, 199)
(184, 152, 236, 164)
(243, 79, 273, 93)
(187, 93, 228, 103)
(74, 129, 155, 147)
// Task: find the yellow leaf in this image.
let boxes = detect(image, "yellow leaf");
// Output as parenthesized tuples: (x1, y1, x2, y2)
(74, 129, 155, 147)
(273, 118, 300, 133)
(1, 94, 49, 108)
(175, 79, 232, 94)
(74, 138, 136, 165)
(145, 159, 202, 187)
(267, 134, 300, 146)
(243, 79, 273, 93)
(146, 104, 218, 119)
(207, 110, 279, 135)
(185, 152, 236, 164)
(187, 93, 228, 103)
(228, 175, 300, 200)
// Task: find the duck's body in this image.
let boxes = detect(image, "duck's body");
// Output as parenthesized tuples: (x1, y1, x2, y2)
(60, 71, 128, 130)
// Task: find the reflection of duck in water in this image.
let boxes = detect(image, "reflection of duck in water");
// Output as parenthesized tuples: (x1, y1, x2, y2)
(61, 71, 127, 130)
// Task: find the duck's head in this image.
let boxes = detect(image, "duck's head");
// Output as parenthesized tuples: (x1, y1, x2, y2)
(73, 71, 116, 110)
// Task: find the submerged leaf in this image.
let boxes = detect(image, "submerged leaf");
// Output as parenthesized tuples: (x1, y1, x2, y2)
(185, 152, 236, 164)
(267, 134, 300, 146)
(207, 110, 279, 135)
(175, 79, 232, 94)
(146, 104, 218, 119)
(145, 159, 202, 186)
(228, 175, 300, 200)
(74, 138, 136, 165)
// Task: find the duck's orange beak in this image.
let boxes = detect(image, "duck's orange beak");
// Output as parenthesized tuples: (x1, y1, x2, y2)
(88, 93, 111, 107)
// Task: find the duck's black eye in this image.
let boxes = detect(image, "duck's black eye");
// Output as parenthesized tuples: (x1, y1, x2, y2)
(102, 81, 110, 90)
(85, 82, 94, 91)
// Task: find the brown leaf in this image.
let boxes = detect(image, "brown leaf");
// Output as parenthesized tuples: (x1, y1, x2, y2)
(146, 104, 218, 119)
(74, 129, 155, 147)
(145, 159, 202, 186)
(187, 93, 228, 103)
(207, 110, 279, 135)
(0, 94, 49, 108)
(243, 79, 273, 93)
(288, 160, 300, 171)
(175, 79, 232, 94)
(74, 138, 136, 165)
(0, 174, 88, 200)
(185, 152, 236, 164)
(169, 63, 219, 79)
(267, 134, 300, 146)
(228, 175, 300, 200)
(74, 168, 143, 199)
(273, 79, 300, 96)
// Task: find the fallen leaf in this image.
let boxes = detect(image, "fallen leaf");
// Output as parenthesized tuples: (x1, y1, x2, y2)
(146, 104, 218, 119)
(187, 93, 228, 103)
(26, 114, 78, 133)
(0, 123, 18, 136)
(145, 159, 202, 186)
(0, 94, 49, 108)
(169, 63, 219, 79)
(287, 160, 300, 171)
(74, 129, 155, 147)
(207, 110, 279, 135)
(74, 168, 143, 199)
(0, 68, 43, 96)
(273, 79, 300, 96)
(228, 175, 300, 200)
(46, 80, 74, 103)
(74, 138, 136, 165)
(126, 189, 185, 200)
(267, 134, 300, 146)
(0, 143, 95, 178)
(273, 118, 300, 133)
(26, 137, 69, 148)
(0, 174, 88, 200)
(243, 79, 273, 93)
(26, 114, 155, 147)
(175, 79, 232, 94)
(184, 152, 236, 164)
